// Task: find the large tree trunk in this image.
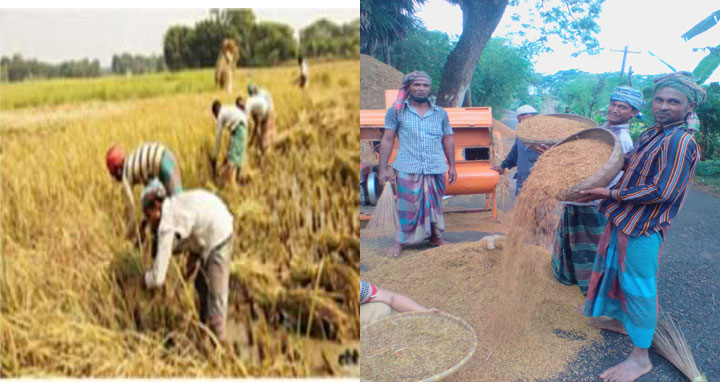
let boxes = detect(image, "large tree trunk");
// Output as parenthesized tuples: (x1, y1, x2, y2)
(462, 87, 472, 107)
(436, 0, 509, 107)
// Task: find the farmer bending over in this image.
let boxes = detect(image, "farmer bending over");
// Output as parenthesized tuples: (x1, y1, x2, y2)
(106, 142, 182, 242)
(141, 180, 234, 341)
(246, 84, 276, 160)
(211, 97, 249, 187)
(577, 72, 704, 382)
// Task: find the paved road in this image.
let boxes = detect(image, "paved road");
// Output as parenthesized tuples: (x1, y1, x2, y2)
(544, 186, 720, 382)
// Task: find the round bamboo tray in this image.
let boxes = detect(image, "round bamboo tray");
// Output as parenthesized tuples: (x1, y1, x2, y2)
(360, 311, 478, 382)
(555, 128, 624, 201)
(518, 114, 599, 152)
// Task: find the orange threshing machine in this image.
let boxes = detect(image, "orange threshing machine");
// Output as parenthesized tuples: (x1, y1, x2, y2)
(360, 90, 500, 221)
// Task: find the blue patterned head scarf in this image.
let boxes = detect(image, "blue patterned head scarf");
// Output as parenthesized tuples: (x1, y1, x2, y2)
(610, 86, 645, 111)
(653, 72, 706, 105)
(141, 178, 167, 210)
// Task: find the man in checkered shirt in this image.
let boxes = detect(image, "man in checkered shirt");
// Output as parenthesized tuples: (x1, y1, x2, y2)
(377, 71, 457, 257)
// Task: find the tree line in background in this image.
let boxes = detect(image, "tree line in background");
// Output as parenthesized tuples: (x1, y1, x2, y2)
(0, 55, 101, 82)
(1, 9, 359, 82)
(111, 53, 166, 75)
(164, 9, 359, 70)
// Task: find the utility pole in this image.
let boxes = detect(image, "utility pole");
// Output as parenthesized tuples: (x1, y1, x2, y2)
(611, 45, 640, 81)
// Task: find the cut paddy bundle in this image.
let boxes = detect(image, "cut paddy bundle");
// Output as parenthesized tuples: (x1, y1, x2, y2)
(652, 313, 707, 382)
(491, 131, 510, 209)
(516, 114, 596, 151)
(365, 181, 398, 238)
(360, 311, 477, 382)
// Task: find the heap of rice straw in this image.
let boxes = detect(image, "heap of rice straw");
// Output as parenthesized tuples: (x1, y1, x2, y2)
(490, 139, 612, 342)
(365, 182, 398, 238)
(653, 313, 707, 382)
(515, 115, 587, 141)
(360, 312, 476, 382)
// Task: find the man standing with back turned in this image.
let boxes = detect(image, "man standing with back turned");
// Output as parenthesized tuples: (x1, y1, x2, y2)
(377, 71, 457, 258)
(577, 72, 705, 382)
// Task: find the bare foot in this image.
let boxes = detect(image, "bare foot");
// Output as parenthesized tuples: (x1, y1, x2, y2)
(588, 317, 628, 335)
(385, 243, 404, 257)
(428, 236, 446, 246)
(426, 308, 439, 313)
(600, 347, 652, 382)
(574, 303, 585, 314)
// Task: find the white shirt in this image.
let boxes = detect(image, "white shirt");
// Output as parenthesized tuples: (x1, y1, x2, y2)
(246, 90, 274, 120)
(213, 105, 248, 160)
(145, 190, 234, 288)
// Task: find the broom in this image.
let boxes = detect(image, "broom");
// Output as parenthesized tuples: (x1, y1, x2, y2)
(365, 181, 399, 238)
(652, 312, 707, 382)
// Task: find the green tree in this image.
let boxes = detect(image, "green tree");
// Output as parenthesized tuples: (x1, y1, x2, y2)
(435, 0, 603, 107)
(360, 0, 426, 65)
(250, 22, 297, 66)
(163, 25, 196, 70)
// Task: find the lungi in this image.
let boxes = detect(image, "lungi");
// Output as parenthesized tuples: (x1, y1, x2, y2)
(395, 172, 446, 245)
(551, 205, 607, 296)
(583, 224, 663, 348)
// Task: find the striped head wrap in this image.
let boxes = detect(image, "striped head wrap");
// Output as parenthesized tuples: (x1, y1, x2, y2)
(393, 71, 432, 115)
(610, 86, 644, 111)
(653, 72, 706, 105)
(141, 178, 167, 210)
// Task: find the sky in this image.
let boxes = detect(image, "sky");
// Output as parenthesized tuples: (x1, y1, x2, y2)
(0, 7, 359, 67)
(417, 0, 720, 83)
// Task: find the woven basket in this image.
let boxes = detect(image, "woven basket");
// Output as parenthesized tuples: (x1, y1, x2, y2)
(519, 114, 599, 152)
(556, 128, 624, 201)
(361, 311, 478, 382)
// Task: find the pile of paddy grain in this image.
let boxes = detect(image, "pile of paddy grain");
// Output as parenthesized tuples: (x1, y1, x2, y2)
(360, 242, 602, 381)
(515, 115, 587, 141)
(491, 138, 613, 344)
(360, 54, 402, 110)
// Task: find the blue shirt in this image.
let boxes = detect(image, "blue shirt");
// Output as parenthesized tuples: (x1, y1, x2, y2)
(500, 139, 541, 195)
(384, 101, 454, 175)
(600, 121, 698, 237)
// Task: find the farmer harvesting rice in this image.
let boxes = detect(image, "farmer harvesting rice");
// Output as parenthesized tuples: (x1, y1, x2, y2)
(211, 97, 249, 187)
(360, 280, 437, 327)
(246, 84, 276, 159)
(377, 71, 456, 257)
(551, 87, 642, 298)
(577, 72, 704, 382)
(491, 105, 541, 195)
(106, 142, 182, 240)
(141, 180, 234, 341)
(295, 56, 309, 89)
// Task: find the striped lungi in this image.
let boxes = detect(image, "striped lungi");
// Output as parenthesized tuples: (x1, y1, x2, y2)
(395, 172, 446, 245)
(551, 205, 607, 296)
(583, 224, 663, 348)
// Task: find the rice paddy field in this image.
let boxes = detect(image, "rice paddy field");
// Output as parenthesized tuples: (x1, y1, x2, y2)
(0, 59, 360, 377)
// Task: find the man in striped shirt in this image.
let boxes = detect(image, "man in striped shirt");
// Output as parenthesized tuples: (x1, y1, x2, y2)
(377, 71, 456, 257)
(577, 72, 705, 382)
(106, 142, 183, 241)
